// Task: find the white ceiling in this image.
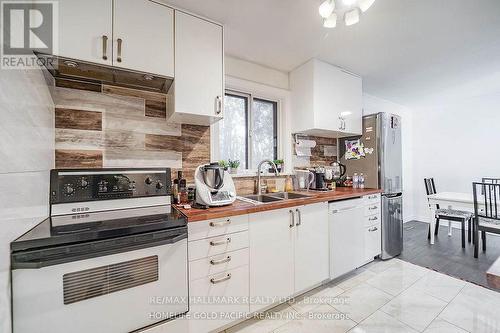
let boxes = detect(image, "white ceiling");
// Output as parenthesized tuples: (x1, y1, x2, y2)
(165, 0, 500, 107)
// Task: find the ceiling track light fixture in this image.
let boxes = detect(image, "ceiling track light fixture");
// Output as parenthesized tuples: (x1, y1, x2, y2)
(319, 0, 375, 28)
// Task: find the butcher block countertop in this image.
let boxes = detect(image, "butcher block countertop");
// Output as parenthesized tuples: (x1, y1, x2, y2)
(175, 188, 382, 223)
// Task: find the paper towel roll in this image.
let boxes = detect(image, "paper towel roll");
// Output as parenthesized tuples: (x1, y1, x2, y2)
(296, 139, 317, 148)
(295, 146, 311, 157)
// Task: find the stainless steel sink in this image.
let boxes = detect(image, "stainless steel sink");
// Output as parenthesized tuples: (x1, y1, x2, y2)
(243, 195, 284, 203)
(268, 192, 312, 200)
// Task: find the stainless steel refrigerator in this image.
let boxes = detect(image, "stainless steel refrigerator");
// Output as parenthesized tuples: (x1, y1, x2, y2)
(339, 113, 403, 260)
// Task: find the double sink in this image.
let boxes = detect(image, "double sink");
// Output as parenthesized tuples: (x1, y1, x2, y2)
(242, 192, 311, 204)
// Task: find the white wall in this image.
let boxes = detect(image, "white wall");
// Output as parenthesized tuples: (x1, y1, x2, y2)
(225, 55, 289, 90)
(412, 75, 500, 222)
(363, 94, 416, 222)
(0, 68, 54, 332)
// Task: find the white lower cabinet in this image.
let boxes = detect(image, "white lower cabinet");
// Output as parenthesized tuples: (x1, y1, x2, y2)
(248, 208, 295, 313)
(249, 202, 329, 313)
(187, 216, 250, 333)
(364, 222, 382, 262)
(189, 265, 249, 333)
(181, 197, 379, 333)
(294, 202, 330, 293)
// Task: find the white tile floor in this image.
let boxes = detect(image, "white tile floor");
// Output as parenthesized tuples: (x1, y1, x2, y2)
(223, 259, 500, 333)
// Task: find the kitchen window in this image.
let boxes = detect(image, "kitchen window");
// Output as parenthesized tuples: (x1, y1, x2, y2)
(218, 90, 279, 170)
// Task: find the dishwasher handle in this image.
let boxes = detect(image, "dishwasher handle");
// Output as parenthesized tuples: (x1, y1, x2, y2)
(331, 206, 361, 213)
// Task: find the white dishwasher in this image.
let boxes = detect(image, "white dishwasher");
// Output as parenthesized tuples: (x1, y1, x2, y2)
(329, 198, 365, 280)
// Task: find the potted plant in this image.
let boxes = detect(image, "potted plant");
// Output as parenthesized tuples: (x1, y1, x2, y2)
(228, 159, 240, 174)
(218, 160, 229, 170)
(270, 159, 284, 173)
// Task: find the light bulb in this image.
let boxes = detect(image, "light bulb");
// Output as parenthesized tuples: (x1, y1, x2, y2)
(323, 13, 337, 28)
(319, 0, 335, 19)
(344, 9, 360, 26)
(359, 0, 375, 12)
(342, 0, 357, 6)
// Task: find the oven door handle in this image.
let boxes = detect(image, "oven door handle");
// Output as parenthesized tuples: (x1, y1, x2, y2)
(11, 228, 188, 270)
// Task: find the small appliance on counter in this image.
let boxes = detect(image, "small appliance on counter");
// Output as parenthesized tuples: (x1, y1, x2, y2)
(310, 166, 329, 191)
(295, 169, 315, 190)
(195, 163, 237, 207)
(10, 168, 188, 333)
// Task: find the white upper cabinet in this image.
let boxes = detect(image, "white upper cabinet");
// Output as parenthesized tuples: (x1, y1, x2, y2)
(57, 0, 174, 77)
(170, 10, 224, 125)
(113, 0, 174, 77)
(290, 59, 363, 138)
(57, 0, 113, 65)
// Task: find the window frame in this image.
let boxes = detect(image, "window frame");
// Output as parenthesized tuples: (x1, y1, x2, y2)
(215, 88, 280, 172)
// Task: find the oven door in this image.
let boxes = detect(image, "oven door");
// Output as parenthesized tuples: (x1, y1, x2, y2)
(12, 228, 188, 333)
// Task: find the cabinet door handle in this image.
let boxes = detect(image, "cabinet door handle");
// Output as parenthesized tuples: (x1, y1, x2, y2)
(369, 216, 378, 221)
(210, 238, 231, 246)
(369, 227, 378, 232)
(369, 206, 378, 210)
(210, 256, 231, 265)
(215, 96, 222, 115)
(209, 219, 231, 228)
(295, 208, 302, 226)
(117, 38, 123, 63)
(210, 273, 231, 284)
(102, 35, 108, 60)
(289, 210, 295, 228)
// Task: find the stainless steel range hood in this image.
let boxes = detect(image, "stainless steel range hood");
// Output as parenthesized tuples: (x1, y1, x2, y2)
(35, 52, 174, 93)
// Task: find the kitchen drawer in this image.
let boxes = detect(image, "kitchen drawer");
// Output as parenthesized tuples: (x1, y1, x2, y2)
(364, 194, 381, 205)
(364, 222, 381, 262)
(189, 265, 250, 333)
(364, 214, 380, 227)
(189, 247, 249, 281)
(188, 215, 249, 242)
(364, 203, 381, 216)
(189, 231, 249, 261)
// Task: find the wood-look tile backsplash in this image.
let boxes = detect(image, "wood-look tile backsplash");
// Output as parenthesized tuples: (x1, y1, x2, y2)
(51, 81, 210, 182)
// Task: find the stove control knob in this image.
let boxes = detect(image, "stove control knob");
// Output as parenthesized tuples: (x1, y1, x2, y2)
(64, 184, 75, 196)
(145, 177, 153, 185)
(79, 177, 89, 188)
(156, 181, 164, 190)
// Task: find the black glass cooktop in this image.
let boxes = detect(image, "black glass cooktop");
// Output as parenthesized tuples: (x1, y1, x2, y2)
(11, 206, 186, 252)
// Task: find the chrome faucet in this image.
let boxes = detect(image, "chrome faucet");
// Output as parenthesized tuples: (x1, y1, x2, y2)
(257, 160, 279, 195)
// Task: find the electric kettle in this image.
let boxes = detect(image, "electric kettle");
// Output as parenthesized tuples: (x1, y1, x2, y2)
(331, 162, 346, 180)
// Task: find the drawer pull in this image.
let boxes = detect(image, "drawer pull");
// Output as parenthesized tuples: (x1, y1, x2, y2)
(369, 216, 378, 221)
(210, 256, 231, 265)
(368, 195, 378, 199)
(209, 219, 231, 228)
(210, 238, 231, 246)
(210, 273, 231, 284)
(369, 206, 379, 210)
(368, 227, 378, 232)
